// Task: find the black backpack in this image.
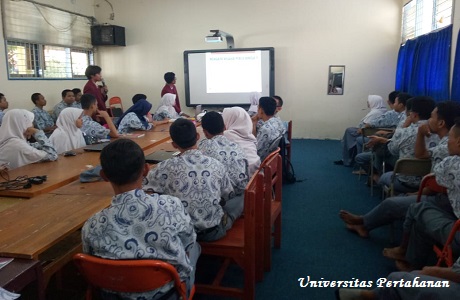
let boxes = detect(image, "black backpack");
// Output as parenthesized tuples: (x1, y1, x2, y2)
(279, 137, 296, 184)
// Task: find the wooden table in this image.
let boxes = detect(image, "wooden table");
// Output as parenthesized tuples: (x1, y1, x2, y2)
(0, 258, 45, 299)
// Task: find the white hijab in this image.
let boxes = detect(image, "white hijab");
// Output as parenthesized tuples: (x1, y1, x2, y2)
(155, 93, 179, 118)
(0, 109, 48, 169)
(361, 95, 387, 124)
(50, 107, 85, 154)
(248, 92, 261, 115)
(222, 107, 260, 176)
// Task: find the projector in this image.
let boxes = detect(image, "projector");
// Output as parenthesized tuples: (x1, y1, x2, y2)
(205, 36, 223, 43)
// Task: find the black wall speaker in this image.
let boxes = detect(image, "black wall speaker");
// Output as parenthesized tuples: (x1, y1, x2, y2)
(91, 25, 126, 46)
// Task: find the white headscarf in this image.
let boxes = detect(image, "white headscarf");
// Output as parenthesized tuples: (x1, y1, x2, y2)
(49, 107, 85, 154)
(222, 107, 260, 176)
(248, 92, 261, 116)
(0, 109, 48, 169)
(361, 95, 387, 124)
(155, 93, 180, 118)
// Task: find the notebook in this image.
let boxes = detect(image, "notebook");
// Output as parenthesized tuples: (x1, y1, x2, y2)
(83, 142, 111, 152)
(144, 151, 179, 164)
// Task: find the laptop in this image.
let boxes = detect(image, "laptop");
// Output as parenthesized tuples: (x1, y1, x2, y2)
(144, 151, 179, 164)
(83, 142, 111, 152)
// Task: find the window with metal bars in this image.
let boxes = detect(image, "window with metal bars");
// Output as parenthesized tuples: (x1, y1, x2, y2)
(401, 0, 452, 43)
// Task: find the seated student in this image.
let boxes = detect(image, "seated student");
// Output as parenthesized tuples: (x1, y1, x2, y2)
(153, 93, 180, 121)
(132, 93, 153, 122)
(49, 107, 86, 154)
(383, 119, 460, 271)
(340, 101, 460, 238)
(199, 111, 249, 195)
(72, 88, 82, 108)
(53, 89, 78, 122)
(256, 96, 286, 162)
(82, 139, 199, 299)
(0, 93, 9, 127)
(222, 107, 261, 177)
(333, 95, 387, 166)
(336, 258, 460, 300)
(80, 94, 118, 141)
(0, 109, 57, 169)
(116, 99, 168, 134)
(248, 91, 261, 117)
(273, 95, 283, 116)
(31, 93, 56, 135)
(144, 119, 237, 242)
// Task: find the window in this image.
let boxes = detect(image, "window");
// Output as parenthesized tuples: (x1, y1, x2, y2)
(401, 0, 452, 43)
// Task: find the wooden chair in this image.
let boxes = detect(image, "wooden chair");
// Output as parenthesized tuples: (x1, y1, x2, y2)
(73, 253, 194, 300)
(108, 96, 123, 117)
(195, 172, 263, 300)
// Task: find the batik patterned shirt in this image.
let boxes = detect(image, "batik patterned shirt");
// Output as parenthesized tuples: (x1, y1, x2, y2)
(31, 107, 54, 131)
(82, 189, 196, 299)
(117, 112, 152, 134)
(153, 110, 174, 121)
(198, 135, 249, 195)
(144, 149, 235, 231)
(256, 116, 286, 161)
(52, 101, 80, 122)
(0, 110, 4, 127)
(434, 156, 460, 218)
(428, 136, 449, 170)
(81, 115, 110, 140)
(367, 110, 405, 128)
(30, 130, 58, 162)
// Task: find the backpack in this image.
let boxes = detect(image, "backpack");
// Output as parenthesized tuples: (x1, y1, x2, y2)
(279, 137, 296, 184)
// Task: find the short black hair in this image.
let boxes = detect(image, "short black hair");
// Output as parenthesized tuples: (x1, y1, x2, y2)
(259, 96, 277, 116)
(388, 91, 400, 104)
(410, 96, 436, 120)
(170, 118, 197, 149)
(85, 65, 102, 79)
(273, 95, 283, 107)
(100, 139, 145, 186)
(31, 93, 41, 104)
(72, 88, 81, 95)
(201, 111, 224, 135)
(132, 94, 147, 104)
(396, 92, 412, 107)
(80, 94, 97, 110)
(164, 72, 175, 84)
(62, 89, 73, 98)
(436, 101, 460, 130)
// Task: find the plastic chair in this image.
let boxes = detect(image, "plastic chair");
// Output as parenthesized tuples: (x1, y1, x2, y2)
(73, 253, 194, 300)
(108, 96, 123, 117)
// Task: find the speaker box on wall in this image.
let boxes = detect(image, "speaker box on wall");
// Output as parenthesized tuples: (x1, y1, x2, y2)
(91, 25, 126, 46)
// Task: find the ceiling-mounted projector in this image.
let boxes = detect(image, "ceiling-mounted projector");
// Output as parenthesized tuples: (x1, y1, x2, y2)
(204, 36, 223, 43)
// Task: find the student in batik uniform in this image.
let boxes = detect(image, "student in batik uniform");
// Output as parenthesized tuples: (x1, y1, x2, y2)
(52, 89, 79, 122)
(80, 93, 118, 141)
(72, 88, 82, 109)
(144, 119, 236, 242)
(153, 93, 180, 121)
(0, 93, 9, 127)
(0, 109, 57, 169)
(256, 96, 286, 162)
(199, 111, 249, 196)
(31, 93, 56, 136)
(340, 101, 460, 238)
(82, 139, 199, 299)
(160, 71, 189, 117)
(117, 99, 168, 134)
(49, 107, 86, 154)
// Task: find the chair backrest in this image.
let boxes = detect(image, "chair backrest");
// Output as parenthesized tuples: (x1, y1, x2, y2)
(109, 96, 123, 107)
(416, 173, 447, 202)
(287, 120, 292, 143)
(261, 153, 282, 234)
(73, 253, 188, 299)
(260, 147, 280, 168)
(393, 158, 432, 177)
(266, 135, 283, 159)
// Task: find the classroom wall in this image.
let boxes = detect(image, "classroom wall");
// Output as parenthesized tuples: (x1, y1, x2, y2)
(0, 0, 403, 139)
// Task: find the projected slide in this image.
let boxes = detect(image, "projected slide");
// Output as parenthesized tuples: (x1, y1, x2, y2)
(205, 51, 262, 93)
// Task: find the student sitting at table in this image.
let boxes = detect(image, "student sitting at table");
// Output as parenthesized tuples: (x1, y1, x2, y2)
(31, 93, 56, 136)
(49, 107, 86, 154)
(116, 99, 168, 134)
(82, 139, 199, 299)
(80, 93, 118, 141)
(52, 89, 79, 122)
(199, 111, 249, 196)
(144, 119, 237, 242)
(0, 109, 58, 169)
(153, 93, 180, 121)
(132, 93, 154, 122)
(0, 93, 8, 127)
(72, 88, 82, 108)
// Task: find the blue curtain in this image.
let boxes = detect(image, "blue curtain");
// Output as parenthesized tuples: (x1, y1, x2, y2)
(451, 29, 460, 101)
(395, 25, 452, 101)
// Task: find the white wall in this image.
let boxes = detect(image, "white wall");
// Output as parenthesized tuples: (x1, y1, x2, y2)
(0, 0, 402, 139)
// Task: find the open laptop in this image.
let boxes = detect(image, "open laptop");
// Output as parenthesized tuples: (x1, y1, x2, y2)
(83, 142, 111, 152)
(144, 151, 179, 164)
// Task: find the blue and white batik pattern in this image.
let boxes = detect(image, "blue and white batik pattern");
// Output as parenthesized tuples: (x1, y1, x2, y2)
(198, 135, 249, 195)
(429, 136, 449, 170)
(117, 112, 152, 134)
(256, 117, 286, 161)
(396, 114, 407, 128)
(32, 107, 54, 131)
(144, 149, 235, 231)
(153, 110, 174, 121)
(81, 115, 110, 140)
(0, 110, 4, 127)
(367, 110, 405, 128)
(434, 156, 460, 219)
(82, 189, 196, 300)
(31, 130, 58, 162)
(52, 101, 80, 122)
